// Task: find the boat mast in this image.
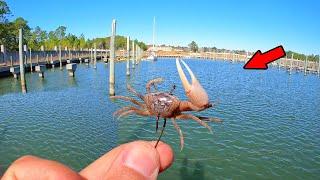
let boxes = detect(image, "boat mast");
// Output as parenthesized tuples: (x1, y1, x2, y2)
(153, 16, 155, 51)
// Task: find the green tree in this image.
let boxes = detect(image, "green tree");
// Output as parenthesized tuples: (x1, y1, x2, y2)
(54, 26, 66, 46)
(0, 0, 10, 23)
(79, 34, 86, 49)
(188, 41, 198, 52)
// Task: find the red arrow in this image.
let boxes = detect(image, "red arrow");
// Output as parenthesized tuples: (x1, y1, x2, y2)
(243, 45, 286, 69)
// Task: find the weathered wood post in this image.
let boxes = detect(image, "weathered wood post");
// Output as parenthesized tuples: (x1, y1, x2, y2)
(35, 46, 46, 78)
(126, 36, 130, 76)
(66, 63, 77, 77)
(19, 29, 27, 93)
(10, 56, 13, 67)
(318, 55, 320, 76)
(41, 45, 44, 62)
(132, 41, 135, 69)
(94, 43, 97, 69)
(278, 55, 282, 70)
(109, 19, 116, 96)
(1, 45, 6, 66)
(59, 45, 62, 69)
(90, 48, 93, 62)
(289, 53, 293, 75)
(136, 46, 139, 63)
(136, 46, 140, 64)
(304, 56, 308, 75)
(232, 52, 235, 63)
(24, 45, 27, 66)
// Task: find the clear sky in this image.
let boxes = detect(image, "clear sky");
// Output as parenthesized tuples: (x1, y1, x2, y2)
(6, 0, 320, 55)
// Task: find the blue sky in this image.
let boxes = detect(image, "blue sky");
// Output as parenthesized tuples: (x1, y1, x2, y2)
(6, 0, 320, 55)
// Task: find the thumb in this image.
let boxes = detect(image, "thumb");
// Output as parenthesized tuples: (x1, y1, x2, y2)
(80, 141, 174, 180)
(106, 141, 160, 179)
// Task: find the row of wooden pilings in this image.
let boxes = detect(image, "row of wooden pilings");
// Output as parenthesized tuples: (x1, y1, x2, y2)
(159, 51, 320, 76)
(109, 20, 144, 96)
(9, 19, 144, 95)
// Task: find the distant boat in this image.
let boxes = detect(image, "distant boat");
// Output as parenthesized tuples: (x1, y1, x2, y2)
(146, 17, 157, 61)
(146, 52, 157, 61)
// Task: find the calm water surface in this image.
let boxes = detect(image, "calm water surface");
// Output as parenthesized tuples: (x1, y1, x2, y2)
(0, 59, 319, 179)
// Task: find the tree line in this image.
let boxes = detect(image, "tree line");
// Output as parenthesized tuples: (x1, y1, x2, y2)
(0, 0, 147, 52)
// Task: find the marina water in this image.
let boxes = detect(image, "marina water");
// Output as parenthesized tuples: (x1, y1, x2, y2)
(0, 59, 319, 179)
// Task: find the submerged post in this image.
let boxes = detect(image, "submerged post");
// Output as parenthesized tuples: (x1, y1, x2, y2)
(126, 36, 130, 76)
(318, 55, 320, 76)
(304, 56, 308, 75)
(29, 48, 33, 72)
(94, 43, 97, 69)
(19, 29, 27, 93)
(132, 41, 135, 69)
(59, 45, 62, 69)
(289, 53, 293, 75)
(1, 45, 6, 66)
(90, 48, 93, 62)
(24, 45, 27, 66)
(109, 19, 116, 96)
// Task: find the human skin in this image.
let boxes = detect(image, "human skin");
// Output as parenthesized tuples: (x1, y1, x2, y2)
(1, 141, 174, 180)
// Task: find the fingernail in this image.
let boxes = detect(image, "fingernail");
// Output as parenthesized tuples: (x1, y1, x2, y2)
(123, 145, 159, 179)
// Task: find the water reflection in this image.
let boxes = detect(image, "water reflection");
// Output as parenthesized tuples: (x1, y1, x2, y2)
(180, 157, 205, 180)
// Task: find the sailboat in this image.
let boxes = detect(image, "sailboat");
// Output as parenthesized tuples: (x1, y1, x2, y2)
(146, 17, 157, 61)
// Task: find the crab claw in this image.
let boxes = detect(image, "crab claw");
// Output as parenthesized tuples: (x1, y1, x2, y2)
(176, 58, 211, 110)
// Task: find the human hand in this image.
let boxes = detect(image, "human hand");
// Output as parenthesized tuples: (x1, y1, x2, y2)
(1, 141, 174, 180)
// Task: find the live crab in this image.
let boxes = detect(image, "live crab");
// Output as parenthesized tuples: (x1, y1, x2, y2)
(110, 58, 221, 150)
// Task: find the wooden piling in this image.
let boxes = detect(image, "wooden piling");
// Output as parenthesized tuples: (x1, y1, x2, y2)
(136, 46, 138, 63)
(126, 36, 130, 76)
(304, 56, 308, 75)
(19, 29, 27, 93)
(9, 56, 13, 67)
(132, 41, 135, 69)
(24, 45, 27, 66)
(90, 48, 93, 62)
(94, 43, 97, 69)
(59, 45, 62, 69)
(1, 45, 6, 66)
(109, 19, 116, 96)
(29, 48, 33, 72)
(289, 54, 293, 74)
(317, 55, 320, 76)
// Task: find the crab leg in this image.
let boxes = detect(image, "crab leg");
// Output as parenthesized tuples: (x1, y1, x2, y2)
(117, 108, 151, 119)
(197, 116, 222, 123)
(117, 110, 136, 119)
(171, 118, 184, 151)
(146, 78, 164, 93)
(110, 96, 145, 108)
(176, 114, 213, 134)
(155, 115, 160, 132)
(155, 118, 167, 148)
(113, 106, 139, 117)
(168, 84, 176, 95)
(127, 84, 145, 101)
